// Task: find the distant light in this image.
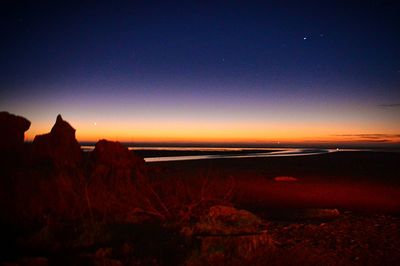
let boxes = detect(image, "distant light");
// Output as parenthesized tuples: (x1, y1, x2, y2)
(303, 37, 307, 40)
(336, 148, 340, 151)
(94, 122, 97, 126)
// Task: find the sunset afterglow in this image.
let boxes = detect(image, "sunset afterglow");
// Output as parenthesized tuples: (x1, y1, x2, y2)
(1, 1, 399, 145)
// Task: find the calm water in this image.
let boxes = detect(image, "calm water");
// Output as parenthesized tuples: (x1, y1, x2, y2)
(143, 148, 338, 162)
(82, 145, 348, 162)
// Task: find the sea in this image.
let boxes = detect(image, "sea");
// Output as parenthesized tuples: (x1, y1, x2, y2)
(79, 145, 384, 163)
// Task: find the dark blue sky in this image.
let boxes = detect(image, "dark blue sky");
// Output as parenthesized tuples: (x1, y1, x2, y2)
(1, 1, 400, 143)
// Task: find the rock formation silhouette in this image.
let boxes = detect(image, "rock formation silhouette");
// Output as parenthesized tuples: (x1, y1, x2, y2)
(0, 111, 30, 160)
(90, 139, 146, 182)
(31, 114, 82, 168)
(0, 112, 147, 222)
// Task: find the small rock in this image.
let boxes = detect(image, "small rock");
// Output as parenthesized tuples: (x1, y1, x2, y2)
(274, 176, 298, 182)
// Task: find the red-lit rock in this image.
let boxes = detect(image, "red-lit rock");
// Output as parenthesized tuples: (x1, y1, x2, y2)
(274, 176, 298, 182)
(0, 111, 30, 154)
(90, 139, 145, 181)
(184, 205, 275, 265)
(91, 140, 143, 168)
(31, 115, 82, 168)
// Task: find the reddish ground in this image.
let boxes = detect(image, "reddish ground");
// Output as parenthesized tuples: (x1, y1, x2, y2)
(1, 151, 399, 265)
(148, 151, 400, 213)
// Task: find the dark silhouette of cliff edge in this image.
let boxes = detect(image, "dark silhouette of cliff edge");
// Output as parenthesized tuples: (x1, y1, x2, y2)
(0, 112, 146, 224)
(0, 111, 30, 165)
(31, 114, 82, 169)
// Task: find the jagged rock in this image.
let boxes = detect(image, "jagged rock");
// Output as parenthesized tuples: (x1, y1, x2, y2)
(0, 111, 30, 154)
(31, 115, 82, 168)
(90, 139, 145, 181)
(92, 140, 143, 168)
(185, 206, 275, 265)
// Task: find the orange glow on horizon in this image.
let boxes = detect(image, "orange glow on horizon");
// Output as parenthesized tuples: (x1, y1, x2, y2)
(24, 118, 400, 145)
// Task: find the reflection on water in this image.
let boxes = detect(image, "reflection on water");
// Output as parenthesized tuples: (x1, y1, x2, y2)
(82, 145, 340, 162)
(144, 148, 336, 162)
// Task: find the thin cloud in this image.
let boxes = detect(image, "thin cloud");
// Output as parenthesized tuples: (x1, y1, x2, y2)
(376, 103, 400, 108)
(336, 133, 400, 138)
(333, 134, 400, 141)
(358, 139, 391, 143)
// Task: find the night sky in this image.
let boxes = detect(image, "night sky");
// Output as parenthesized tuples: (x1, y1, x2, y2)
(1, 1, 400, 145)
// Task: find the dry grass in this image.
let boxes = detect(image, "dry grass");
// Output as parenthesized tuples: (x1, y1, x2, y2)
(6, 165, 400, 228)
(3, 165, 237, 228)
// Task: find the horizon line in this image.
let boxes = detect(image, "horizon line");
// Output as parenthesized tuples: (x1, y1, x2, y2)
(23, 139, 400, 149)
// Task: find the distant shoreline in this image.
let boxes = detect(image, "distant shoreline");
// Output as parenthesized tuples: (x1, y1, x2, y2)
(76, 141, 400, 150)
(147, 150, 400, 185)
(77, 145, 400, 162)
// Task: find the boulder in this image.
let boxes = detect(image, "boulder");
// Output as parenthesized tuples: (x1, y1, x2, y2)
(91, 139, 144, 169)
(0, 111, 30, 154)
(31, 115, 82, 168)
(90, 139, 145, 180)
(184, 206, 275, 265)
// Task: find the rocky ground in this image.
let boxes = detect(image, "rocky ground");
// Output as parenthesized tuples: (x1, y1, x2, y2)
(266, 210, 400, 266)
(2, 208, 399, 266)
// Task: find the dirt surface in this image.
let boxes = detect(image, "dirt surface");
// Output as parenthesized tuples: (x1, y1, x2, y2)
(266, 211, 400, 266)
(3, 211, 398, 266)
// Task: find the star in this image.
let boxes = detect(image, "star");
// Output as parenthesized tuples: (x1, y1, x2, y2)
(303, 37, 308, 40)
